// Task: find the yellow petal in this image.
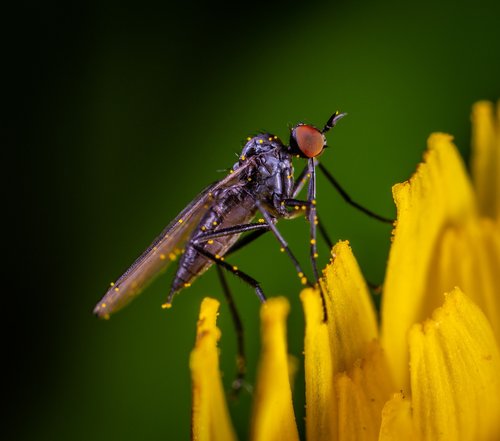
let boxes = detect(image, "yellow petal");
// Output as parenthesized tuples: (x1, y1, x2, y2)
(335, 341, 395, 441)
(378, 393, 418, 441)
(409, 288, 500, 441)
(190, 298, 237, 441)
(427, 218, 500, 342)
(250, 297, 299, 441)
(321, 241, 379, 373)
(471, 101, 500, 220)
(302, 242, 391, 441)
(382, 134, 477, 388)
(301, 287, 334, 441)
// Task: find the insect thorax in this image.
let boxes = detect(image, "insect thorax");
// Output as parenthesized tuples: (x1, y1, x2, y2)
(233, 133, 294, 208)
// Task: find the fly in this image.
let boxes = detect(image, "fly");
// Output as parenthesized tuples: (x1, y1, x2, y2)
(94, 111, 393, 390)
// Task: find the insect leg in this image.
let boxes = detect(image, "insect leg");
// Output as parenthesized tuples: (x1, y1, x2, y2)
(255, 200, 313, 287)
(283, 198, 334, 250)
(305, 158, 329, 321)
(284, 160, 328, 321)
(283, 198, 333, 248)
(192, 222, 270, 245)
(316, 213, 333, 249)
(286, 198, 382, 295)
(306, 158, 321, 282)
(164, 223, 270, 307)
(225, 229, 268, 256)
(317, 162, 394, 224)
(192, 244, 267, 303)
(215, 266, 248, 395)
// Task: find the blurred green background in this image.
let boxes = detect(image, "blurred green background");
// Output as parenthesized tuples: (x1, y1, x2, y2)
(9, 0, 499, 440)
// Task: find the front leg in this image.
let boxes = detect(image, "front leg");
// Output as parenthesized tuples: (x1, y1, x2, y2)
(284, 159, 328, 321)
(255, 200, 312, 288)
(306, 158, 320, 282)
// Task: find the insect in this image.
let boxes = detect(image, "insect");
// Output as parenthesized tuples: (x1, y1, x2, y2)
(94, 111, 392, 389)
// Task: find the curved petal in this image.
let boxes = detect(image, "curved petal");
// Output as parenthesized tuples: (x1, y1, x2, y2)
(378, 393, 418, 441)
(382, 134, 477, 388)
(190, 298, 237, 441)
(321, 241, 379, 373)
(471, 101, 500, 220)
(250, 297, 299, 441)
(302, 242, 391, 441)
(301, 287, 334, 441)
(409, 288, 500, 441)
(335, 341, 395, 441)
(427, 219, 500, 342)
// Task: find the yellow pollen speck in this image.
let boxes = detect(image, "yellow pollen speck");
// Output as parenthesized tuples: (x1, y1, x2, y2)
(310, 239, 316, 245)
(298, 272, 304, 278)
(258, 140, 263, 144)
(312, 199, 316, 205)
(230, 169, 234, 174)
(314, 220, 319, 225)
(178, 219, 183, 224)
(296, 155, 300, 158)
(314, 253, 319, 258)
(307, 173, 311, 178)
(201, 226, 207, 231)
(184, 283, 191, 287)
(247, 136, 251, 141)
(114, 287, 119, 292)
(169, 253, 177, 261)
(301, 277, 307, 285)
(268, 137, 272, 141)
(110, 282, 115, 287)
(101, 303, 107, 308)
(280, 247, 285, 252)
(161, 302, 172, 309)
(213, 221, 218, 226)
(215, 254, 221, 259)
(301, 205, 307, 210)
(232, 266, 238, 271)
(241, 155, 246, 161)
(208, 239, 214, 244)
(258, 218, 265, 223)
(287, 175, 292, 179)
(247, 177, 252, 182)
(103, 314, 110, 320)
(160, 254, 166, 260)
(220, 257, 225, 261)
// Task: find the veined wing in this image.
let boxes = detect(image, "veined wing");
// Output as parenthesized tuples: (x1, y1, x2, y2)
(93, 160, 255, 319)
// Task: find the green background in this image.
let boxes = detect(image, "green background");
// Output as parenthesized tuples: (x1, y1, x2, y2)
(10, 0, 499, 440)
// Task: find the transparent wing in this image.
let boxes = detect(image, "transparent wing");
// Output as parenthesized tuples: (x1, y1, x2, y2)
(93, 162, 253, 318)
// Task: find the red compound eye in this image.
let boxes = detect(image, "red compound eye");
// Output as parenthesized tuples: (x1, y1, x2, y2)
(294, 125, 325, 158)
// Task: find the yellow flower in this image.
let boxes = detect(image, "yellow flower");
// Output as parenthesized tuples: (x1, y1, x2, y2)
(382, 101, 500, 390)
(191, 298, 238, 441)
(189, 101, 500, 441)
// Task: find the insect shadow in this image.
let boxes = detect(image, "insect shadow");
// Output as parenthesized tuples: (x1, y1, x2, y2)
(94, 112, 393, 393)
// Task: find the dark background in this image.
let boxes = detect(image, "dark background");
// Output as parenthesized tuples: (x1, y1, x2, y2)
(8, 0, 499, 440)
